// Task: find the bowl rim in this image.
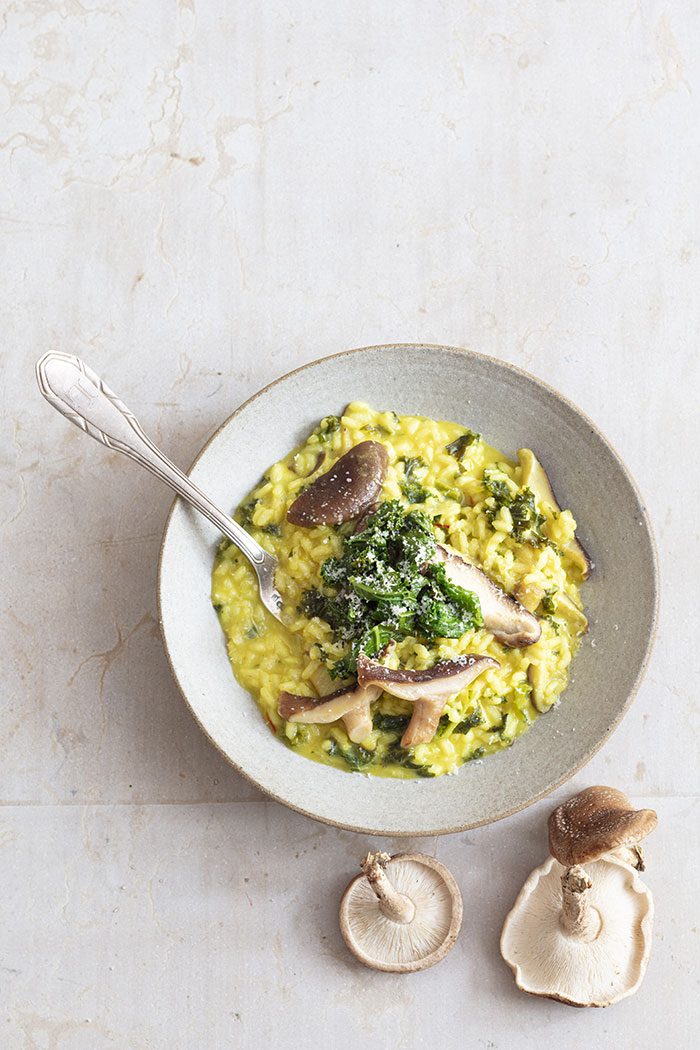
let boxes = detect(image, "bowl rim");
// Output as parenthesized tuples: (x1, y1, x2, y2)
(157, 342, 660, 834)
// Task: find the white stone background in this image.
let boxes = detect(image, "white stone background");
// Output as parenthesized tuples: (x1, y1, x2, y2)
(1, 1, 699, 1046)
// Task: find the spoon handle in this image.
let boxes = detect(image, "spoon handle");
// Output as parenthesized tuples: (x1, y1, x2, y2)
(35, 353, 281, 613)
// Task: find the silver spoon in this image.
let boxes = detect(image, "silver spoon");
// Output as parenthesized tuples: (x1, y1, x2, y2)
(35, 352, 284, 621)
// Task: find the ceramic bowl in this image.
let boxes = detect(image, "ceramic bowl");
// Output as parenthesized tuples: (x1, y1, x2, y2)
(158, 345, 658, 835)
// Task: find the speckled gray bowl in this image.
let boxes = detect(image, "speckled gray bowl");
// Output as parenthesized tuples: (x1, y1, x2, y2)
(158, 345, 658, 836)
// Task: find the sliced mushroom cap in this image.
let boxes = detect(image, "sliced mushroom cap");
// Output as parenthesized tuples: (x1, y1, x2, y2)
(278, 681, 381, 744)
(548, 786, 658, 868)
(527, 661, 552, 713)
(513, 581, 588, 634)
(432, 544, 541, 647)
(512, 579, 545, 614)
(357, 652, 498, 746)
(517, 448, 592, 580)
(353, 501, 380, 534)
(552, 589, 588, 633)
(500, 854, 654, 1007)
(287, 441, 389, 527)
(339, 851, 463, 973)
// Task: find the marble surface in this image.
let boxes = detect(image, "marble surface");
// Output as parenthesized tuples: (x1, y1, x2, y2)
(1, 1, 698, 1046)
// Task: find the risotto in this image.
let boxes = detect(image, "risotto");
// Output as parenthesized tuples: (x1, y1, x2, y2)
(211, 402, 589, 779)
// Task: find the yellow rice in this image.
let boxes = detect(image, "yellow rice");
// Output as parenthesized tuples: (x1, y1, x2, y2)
(211, 402, 587, 778)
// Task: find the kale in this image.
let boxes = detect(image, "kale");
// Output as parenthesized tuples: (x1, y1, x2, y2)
(434, 482, 464, 505)
(296, 500, 483, 678)
(398, 456, 430, 504)
(262, 523, 282, 536)
(415, 561, 484, 640)
(541, 589, 557, 615)
(382, 742, 436, 777)
(453, 708, 484, 733)
(237, 498, 259, 529)
(370, 711, 436, 776)
(509, 489, 547, 545)
(445, 431, 480, 460)
(213, 601, 224, 613)
(328, 625, 394, 680)
(488, 711, 508, 734)
(437, 707, 482, 735)
(402, 482, 430, 504)
(319, 415, 341, 441)
(482, 472, 547, 547)
(373, 712, 411, 735)
(298, 589, 329, 620)
(483, 472, 515, 509)
(327, 737, 373, 771)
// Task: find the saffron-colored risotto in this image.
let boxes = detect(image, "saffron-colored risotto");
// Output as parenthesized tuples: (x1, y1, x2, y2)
(211, 403, 588, 779)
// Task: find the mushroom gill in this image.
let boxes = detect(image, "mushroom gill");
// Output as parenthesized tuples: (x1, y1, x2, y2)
(432, 544, 541, 648)
(278, 681, 381, 743)
(287, 441, 389, 527)
(339, 851, 463, 973)
(501, 785, 658, 1007)
(357, 652, 498, 746)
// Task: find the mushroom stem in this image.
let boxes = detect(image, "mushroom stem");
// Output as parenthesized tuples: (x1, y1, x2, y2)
(360, 852, 416, 924)
(609, 844, 645, 871)
(559, 865, 602, 941)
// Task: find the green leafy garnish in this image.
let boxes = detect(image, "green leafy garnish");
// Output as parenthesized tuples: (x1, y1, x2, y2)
(445, 431, 480, 460)
(372, 712, 411, 735)
(483, 472, 548, 547)
(453, 708, 484, 733)
(327, 738, 373, 771)
(299, 500, 483, 678)
(238, 498, 259, 529)
(399, 456, 430, 504)
(382, 742, 436, 777)
(319, 415, 341, 441)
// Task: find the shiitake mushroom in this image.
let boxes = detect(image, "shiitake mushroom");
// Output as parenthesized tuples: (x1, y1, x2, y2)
(287, 441, 389, 527)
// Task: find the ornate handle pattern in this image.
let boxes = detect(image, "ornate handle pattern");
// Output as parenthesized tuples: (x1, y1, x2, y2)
(36, 353, 283, 617)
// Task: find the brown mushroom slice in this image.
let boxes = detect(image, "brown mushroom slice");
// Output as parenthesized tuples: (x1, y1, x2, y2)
(433, 544, 541, 647)
(527, 661, 552, 713)
(553, 589, 588, 633)
(353, 500, 379, 534)
(517, 448, 592, 579)
(287, 441, 389, 527)
(339, 851, 463, 973)
(548, 785, 658, 870)
(278, 681, 381, 744)
(357, 653, 498, 746)
(514, 581, 588, 635)
(513, 579, 544, 614)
